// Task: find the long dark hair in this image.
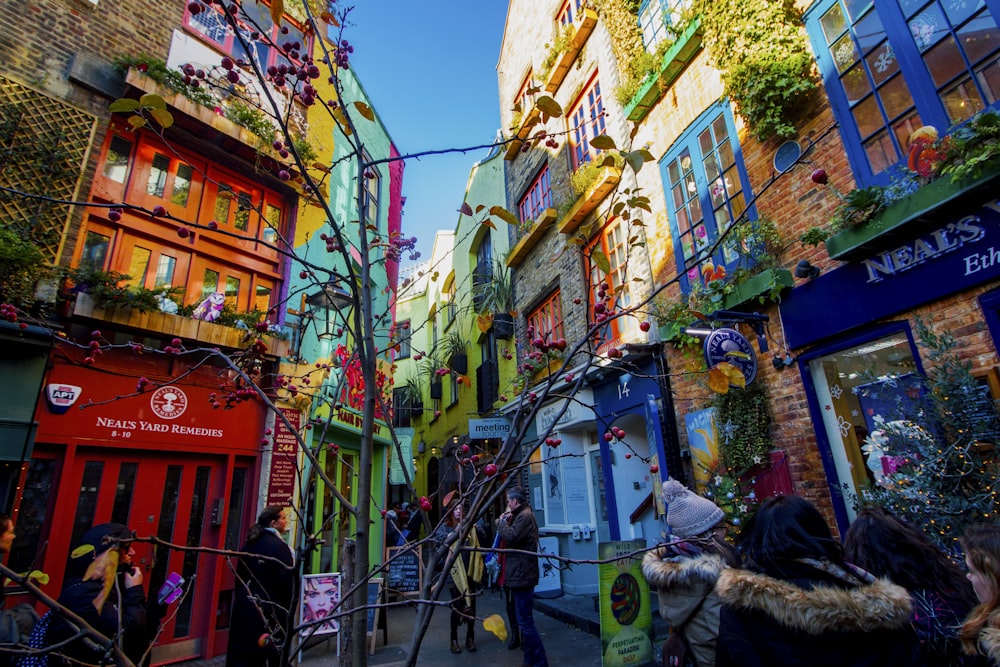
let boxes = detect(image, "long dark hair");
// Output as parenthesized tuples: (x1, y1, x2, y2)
(247, 505, 286, 542)
(960, 524, 1000, 653)
(844, 507, 976, 609)
(738, 495, 845, 578)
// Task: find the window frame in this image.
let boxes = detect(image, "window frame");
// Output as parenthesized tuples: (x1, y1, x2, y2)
(527, 289, 565, 344)
(395, 320, 412, 359)
(518, 164, 554, 223)
(568, 73, 606, 170)
(557, 0, 584, 26)
(587, 219, 635, 350)
(804, 0, 1000, 187)
(659, 101, 755, 294)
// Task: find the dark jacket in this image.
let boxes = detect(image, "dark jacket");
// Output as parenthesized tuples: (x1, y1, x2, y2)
(642, 543, 732, 667)
(496, 503, 539, 589)
(716, 561, 920, 667)
(225, 530, 295, 667)
(48, 578, 147, 666)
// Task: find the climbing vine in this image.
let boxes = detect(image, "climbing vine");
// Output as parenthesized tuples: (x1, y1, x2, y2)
(712, 381, 774, 472)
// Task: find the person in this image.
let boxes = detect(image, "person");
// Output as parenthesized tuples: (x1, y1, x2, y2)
(301, 576, 339, 636)
(433, 492, 485, 654)
(642, 479, 740, 667)
(497, 486, 548, 667)
(844, 506, 982, 666)
(384, 508, 405, 548)
(960, 523, 1000, 664)
(47, 523, 147, 667)
(715, 495, 919, 667)
(226, 506, 295, 667)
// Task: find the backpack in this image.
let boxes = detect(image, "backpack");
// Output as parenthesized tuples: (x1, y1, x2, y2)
(662, 627, 692, 667)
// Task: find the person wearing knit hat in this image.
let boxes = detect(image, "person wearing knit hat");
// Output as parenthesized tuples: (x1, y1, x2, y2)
(642, 479, 738, 667)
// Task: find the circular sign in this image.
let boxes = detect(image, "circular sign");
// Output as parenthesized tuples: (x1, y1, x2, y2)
(704, 328, 758, 386)
(773, 139, 802, 173)
(150, 386, 189, 420)
(609, 573, 642, 626)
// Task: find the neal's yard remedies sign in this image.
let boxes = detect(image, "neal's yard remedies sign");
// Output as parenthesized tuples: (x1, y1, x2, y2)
(599, 540, 653, 667)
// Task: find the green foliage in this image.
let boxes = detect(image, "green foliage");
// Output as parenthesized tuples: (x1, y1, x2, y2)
(858, 318, 1000, 551)
(799, 226, 831, 248)
(291, 135, 318, 165)
(64, 266, 160, 312)
(712, 381, 773, 472)
(703, 472, 760, 531)
(940, 109, 1000, 182)
(539, 24, 576, 80)
(694, 0, 816, 141)
(113, 55, 216, 108)
(830, 185, 887, 230)
(224, 99, 277, 145)
(649, 297, 702, 355)
(0, 226, 48, 307)
(474, 260, 515, 315)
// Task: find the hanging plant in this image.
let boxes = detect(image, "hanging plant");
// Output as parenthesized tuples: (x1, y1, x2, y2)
(712, 381, 773, 472)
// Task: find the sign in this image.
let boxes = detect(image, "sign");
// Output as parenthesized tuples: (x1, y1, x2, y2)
(703, 328, 757, 386)
(385, 545, 422, 596)
(534, 536, 562, 595)
(388, 428, 413, 485)
(366, 578, 386, 655)
(684, 408, 720, 494)
(300, 572, 341, 637)
(598, 540, 654, 666)
(149, 386, 188, 420)
(535, 387, 595, 434)
(468, 417, 512, 440)
(45, 384, 81, 414)
(266, 408, 300, 506)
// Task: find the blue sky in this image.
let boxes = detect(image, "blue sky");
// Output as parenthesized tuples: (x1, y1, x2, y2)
(341, 1, 510, 268)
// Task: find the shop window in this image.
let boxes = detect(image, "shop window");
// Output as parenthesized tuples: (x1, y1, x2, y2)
(225, 276, 241, 308)
(126, 246, 152, 288)
(568, 74, 606, 170)
(518, 165, 553, 223)
(639, 0, 692, 51)
(660, 103, 752, 293)
(102, 134, 133, 184)
(541, 436, 590, 527)
(805, 0, 1000, 185)
(255, 284, 272, 312)
(203, 268, 220, 297)
(557, 0, 583, 26)
(528, 289, 565, 343)
(588, 219, 635, 348)
(805, 327, 921, 523)
(155, 254, 177, 288)
(80, 231, 111, 270)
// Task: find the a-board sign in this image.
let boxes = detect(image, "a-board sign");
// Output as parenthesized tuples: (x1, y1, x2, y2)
(385, 545, 422, 596)
(366, 578, 384, 655)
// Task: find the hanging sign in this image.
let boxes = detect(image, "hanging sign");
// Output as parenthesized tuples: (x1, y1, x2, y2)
(703, 328, 758, 386)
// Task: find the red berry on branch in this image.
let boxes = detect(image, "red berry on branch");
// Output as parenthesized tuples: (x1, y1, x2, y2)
(483, 463, 498, 477)
(811, 168, 828, 185)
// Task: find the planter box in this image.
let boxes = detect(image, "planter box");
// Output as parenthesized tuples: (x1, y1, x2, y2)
(430, 381, 443, 400)
(544, 8, 598, 94)
(557, 167, 621, 235)
(504, 106, 542, 160)
(720, 268, 795, 311)
(493, 313, 515, 339)
(624, 19, 704, 122)
(450, 353, 469, 375)
(507, 208, 558, 267)
(825, 167, 1000, 261)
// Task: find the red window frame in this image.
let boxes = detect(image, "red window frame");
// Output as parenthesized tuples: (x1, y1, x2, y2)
(587, 219, 634, 351)
(557, 0, 584, 26)
(528, 289, 565, 344)
(518, 165, 553, 223)
(568, 74, 606, 170)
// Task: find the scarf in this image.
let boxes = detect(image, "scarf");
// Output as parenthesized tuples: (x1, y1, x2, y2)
(450, 527, 483, 606)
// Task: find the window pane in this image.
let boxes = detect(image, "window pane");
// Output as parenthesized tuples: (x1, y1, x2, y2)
(853, 94, 884, 138)
(188, 5, 227, 44)
(9, 459, 58, 575)
(925, 35, 966, 87)
(864, 130, 897, 173)
(172, 163, 193, 206)
(127, 246, 151, 288)
(255, 285, 271, 312)
(263, 204, 280, 242)
(960, 11, 1000, 65)
(880, 73, 917, 119)
(147, 153, 169, 197)
(977, 58, 1000, 103)
(866, 42, 900, 86)
(831, 32, 860, 72)
(175, 466, 210, 636)
(111, 463, 138, 526)
(203, 269, 220, 297)
(215, 185, 233, 223)
(235, 192, 252, 231)
(103, 135, 132, 183)
(81, 231, 110, 269)
(854, 8, 885, 54)
(225, 276, 240, 307)
(944, 0, 984, 26)
(69, 461, 104, 562)
(155, 254, 177, 288)
(821, 3, 848, 44)
(842, 64, 873, 103)
(843, 0, 871, 22)
(941, 75, 986, 122)
(909, 5, 948, 53)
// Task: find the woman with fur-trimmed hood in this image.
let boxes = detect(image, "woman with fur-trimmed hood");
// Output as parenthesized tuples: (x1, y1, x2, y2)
(716, 495, 920, 667)
(960, 523, 1000, 665)
(642, 479, 739, 667)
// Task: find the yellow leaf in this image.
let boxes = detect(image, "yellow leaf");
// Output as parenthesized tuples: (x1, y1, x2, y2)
(127, 116, 146, 129)
(716, 361, 747, 388)
(27, 570, 49, 585)
(270, 0, 284, 27)
(489, 206, 519, 226)
(477, 314, 493, 334)
(590, 134, 616, 150)
(109, 98, 140, 113)
(139, 93, 167, 110)
(480, 218, 496, 230)
(149, 107, 174, 129)
(483, 614, 508, 641)
(312, 162, 332, 173)
(536, 95, 563, 118)
(353, 101, 375, 121)
(707, 367, 730, 394)
(591, 249, 610, 275)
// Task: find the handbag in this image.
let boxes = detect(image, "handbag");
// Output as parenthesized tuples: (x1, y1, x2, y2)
(483, 531, 501, 585)
(662, 627, 690, 667)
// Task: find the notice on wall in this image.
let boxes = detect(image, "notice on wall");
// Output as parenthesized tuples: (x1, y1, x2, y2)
(598, 540, 653, 667)
(266, 408, 300, 506)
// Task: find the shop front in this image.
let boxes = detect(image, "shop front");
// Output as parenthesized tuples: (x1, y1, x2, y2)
(781, 195, 1000, 531)
(20, 347, 268, 664)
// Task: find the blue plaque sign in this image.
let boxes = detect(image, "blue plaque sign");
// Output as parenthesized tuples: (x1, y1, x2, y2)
(703, 328, 758, 386)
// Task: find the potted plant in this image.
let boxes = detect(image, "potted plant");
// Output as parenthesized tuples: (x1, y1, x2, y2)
(400, 375, 424, 416)
(442, 330, 469, 375)
(475, 260, 516, 339)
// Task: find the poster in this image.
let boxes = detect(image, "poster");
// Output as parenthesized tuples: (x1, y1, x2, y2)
(598, 540, 653, 666)
(684, 408, 720, 494)
(300, 573, 341, 636)
(534, 536, 561, 596)
(266, 408, 300, 506)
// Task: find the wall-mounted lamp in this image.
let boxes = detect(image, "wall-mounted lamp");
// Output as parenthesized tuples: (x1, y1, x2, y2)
(681, 327, 715, 338)
(794, 260, 821, 280)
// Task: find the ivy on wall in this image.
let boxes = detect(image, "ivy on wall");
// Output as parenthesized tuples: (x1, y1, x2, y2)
(712, 381, 774, 472)
(593, 0, 648, 105)
(693, 0, 817, 141)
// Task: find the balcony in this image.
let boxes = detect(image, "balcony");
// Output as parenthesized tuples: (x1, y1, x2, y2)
(557, 166, 621, 235)
(543, 8, 598, 94)
(72, 292, 289, 357)
(825, 166, 1000, 261)
(623, 19, 704, 122)
(507, 207, 558, 268)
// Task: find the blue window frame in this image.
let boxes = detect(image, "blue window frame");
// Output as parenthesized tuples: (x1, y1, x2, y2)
(639, 0, 692, 51)
(805, 0, 1000, 186)
(659, 101, 753, 293)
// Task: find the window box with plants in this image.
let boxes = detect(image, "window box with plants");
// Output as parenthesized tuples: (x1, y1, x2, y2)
(442, 330, 469, 375)
(622, 18, 704, 122)
(804, 112, 1000, 261)
(474, 260, 516, 339)
(400, 376, 424, 417)
(542, 7, 598, 94)
(507, 208, 559, 267)
(557, 162, 622, 235)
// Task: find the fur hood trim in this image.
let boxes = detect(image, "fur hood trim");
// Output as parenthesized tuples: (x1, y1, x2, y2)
(980, 627, 1000, 663)
(642, 548, 727, 590)
(716, 568, 912, 635)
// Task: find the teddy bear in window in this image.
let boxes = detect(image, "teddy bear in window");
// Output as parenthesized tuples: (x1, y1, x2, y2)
(192, 292, 225, 322)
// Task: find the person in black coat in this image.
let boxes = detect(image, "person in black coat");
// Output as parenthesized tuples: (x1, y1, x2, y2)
(716, 495, 920, 667)
(226, 506, 295, 667)
(48, 523, 147, 667)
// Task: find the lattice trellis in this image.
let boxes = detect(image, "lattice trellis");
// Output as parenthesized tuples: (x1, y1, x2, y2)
(0, 77, 97, 263)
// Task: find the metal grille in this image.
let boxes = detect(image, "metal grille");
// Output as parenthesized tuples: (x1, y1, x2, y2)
(0, 77, 97, 262)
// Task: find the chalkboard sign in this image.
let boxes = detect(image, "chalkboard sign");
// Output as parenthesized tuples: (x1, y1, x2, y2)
(385, 545, 422, 596)
(366, 578, 384, 655)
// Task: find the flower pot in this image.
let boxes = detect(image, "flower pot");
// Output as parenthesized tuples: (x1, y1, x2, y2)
(493, 313, 515, 339)
(450, 353, 468, 375)
(430, 380, 443, 400)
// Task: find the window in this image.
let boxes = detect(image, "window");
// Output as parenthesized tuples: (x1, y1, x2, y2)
(203, 268, 220, 297)
(445, 282, 457, 328)
(518, 165, 553, 223)
(392, 387, 411, 428)
(396, 320, 411, 359)
(528, 289, 565, 343)
(588, 220, 635, 348)
(449, 371, 459, 407)
(557, 0, 583, 26)
(225, 276, 241, 307)
(639, 0, 691, 50)
(131, 136, 204, 218)
(473, 232, 493, 313)
(80, 232, 110, 270)
(103, 135, 132, 183)
(362, 153, 380, 231)
(172, 164, 194, 206)
(147, 153, 170, 197)
(183, 1, 309, 74)
(255, 284, 272, 312)
(660, 103, 751, 293)
(211, 182, 258, 232)
(514, 72, 536, 117)
(568, 74, 606, 170)
(155, 255, 177, 288)
(126, 246, 152, 288)
(431, 308, 439, 351)
(541, 436, 590, 527)
(806, 0, 1000, 183)
(263, 203, 281, 243)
